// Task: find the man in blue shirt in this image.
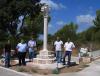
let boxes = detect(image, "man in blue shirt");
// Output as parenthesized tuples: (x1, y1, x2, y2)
(16, 39, 27, 66)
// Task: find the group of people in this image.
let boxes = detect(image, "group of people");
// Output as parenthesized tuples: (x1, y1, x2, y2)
(4, 37, 36, 68)
(3, 36, 75, 68)
(54, 37, 75, 65)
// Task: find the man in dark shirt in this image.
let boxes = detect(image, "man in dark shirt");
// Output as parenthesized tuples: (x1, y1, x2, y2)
(4, 40, 11, 67)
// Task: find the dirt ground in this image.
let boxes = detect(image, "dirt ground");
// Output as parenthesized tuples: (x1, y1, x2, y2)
(7, 61, 89, 75)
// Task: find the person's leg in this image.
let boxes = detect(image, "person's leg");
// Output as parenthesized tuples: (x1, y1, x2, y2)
(22, 52, 26, 65)
(31, 51, 34, 61)
(29, 52, 31, 61)
(5, 52, 8, 67)
(29, 48, 34, 61)
(56, 51, 59, 63)
(54, 51, 56, 61)
(5, 52, 11, 67)
(7, 53, 11, 67)
(67, 51, 72, 65)
(18, 52, 22, 66)
(62, 51, 67, 65)
(58, 51, 62, 63)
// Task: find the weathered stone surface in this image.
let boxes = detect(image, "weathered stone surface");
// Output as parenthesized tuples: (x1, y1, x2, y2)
(79, 57, 92, 63)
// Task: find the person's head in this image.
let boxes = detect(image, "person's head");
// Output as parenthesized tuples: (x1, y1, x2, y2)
(57, 37, 60, 41)
(30, 37, 34, 40)
(7, 40, 10, 44)
(67, 38, 71, 42)
(21, 39, 24, 43)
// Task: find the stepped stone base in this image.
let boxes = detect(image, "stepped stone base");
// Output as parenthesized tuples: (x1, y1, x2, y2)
(33, 50, 55, 64)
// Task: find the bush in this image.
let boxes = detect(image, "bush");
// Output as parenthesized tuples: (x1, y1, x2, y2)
(16, 67, 28, 72)
(52, 68, 59, 74)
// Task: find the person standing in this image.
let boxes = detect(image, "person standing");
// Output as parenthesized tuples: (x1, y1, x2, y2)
(28, 37, 36, 62)
(63, 38, 75, 65)
(54, 37, 63, 63)
(16, 39, 27, 66)
(4, 40, 11, 68)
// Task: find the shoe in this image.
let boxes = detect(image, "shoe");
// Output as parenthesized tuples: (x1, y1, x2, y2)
(18, 64, 21, 66)
(8, 65, 11, 67)
(63, 63, 66, 65)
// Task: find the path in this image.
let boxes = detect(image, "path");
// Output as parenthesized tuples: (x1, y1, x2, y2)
(0, 59, 100, 76)
(47, 59, 100, 76)
(0, 66, 32, 76)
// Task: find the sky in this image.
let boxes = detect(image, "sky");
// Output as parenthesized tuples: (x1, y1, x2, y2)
(40, 0, 100, 34)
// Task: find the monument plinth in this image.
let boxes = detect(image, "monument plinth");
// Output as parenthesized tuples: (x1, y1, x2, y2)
(34, 50, 55, 64)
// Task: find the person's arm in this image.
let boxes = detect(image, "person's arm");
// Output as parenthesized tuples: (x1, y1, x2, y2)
(28, 41, 31, 48)
(72, 42, 75, 48)
(34, 41, 37, 51)
(72, 42, 75, 52)
(64, 43, 66, 51)
(54, 41, 56, 51)
(61, 41, 63, 49)
(16, 43, 19, 53)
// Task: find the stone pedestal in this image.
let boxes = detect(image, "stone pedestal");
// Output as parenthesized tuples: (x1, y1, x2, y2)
(33, 50, 55, 64)
(30, 50, 57, 69)
(79, 57, 92, 63)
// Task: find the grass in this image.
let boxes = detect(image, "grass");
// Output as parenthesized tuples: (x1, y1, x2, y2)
(52, 68, 60, 74)
(16, 66, 28, 72)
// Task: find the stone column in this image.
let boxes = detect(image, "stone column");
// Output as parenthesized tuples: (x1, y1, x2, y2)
(43, 15, 48, 51)
(41, 4, 49, 51)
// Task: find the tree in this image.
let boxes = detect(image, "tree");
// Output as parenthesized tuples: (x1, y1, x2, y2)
(93, 10, 100, 42)
(54, 22, 78, 42)
(0, 0, 44, 49)
(0, 0, 41, 41)
(77, 27, 95, 43)
(93, 10, 100, 30)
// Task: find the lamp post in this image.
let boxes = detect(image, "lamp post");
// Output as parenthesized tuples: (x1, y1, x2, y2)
(41, 4, 49, 51)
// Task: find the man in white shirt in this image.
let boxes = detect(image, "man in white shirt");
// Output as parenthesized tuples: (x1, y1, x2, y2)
(63, 38, 75, 65)
(54, 37, 63, 63)
(16, 39, 27, 66)
(28, 37, 36, 62)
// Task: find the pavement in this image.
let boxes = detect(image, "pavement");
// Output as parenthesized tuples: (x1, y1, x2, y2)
(0, 66, 32, 76)
(47, 59, 100, 76)
(0, 59, 100, 76)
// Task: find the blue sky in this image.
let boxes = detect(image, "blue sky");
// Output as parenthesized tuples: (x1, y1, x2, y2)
(40, 0, 100, 34)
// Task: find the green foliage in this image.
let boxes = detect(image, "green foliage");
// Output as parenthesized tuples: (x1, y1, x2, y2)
(0, 0, 45, 49)
(54, 22, 78, 42)
(77, 27, 95, 43)
(24, 13, 44, 38)
(93, 10, 100, 29)
(16, 66, 28, 72)
(0, 0, 41, 41)
(52, 68, 59, 74)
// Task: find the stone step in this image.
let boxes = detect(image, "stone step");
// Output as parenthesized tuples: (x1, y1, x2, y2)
(33, 58, 55, 64)
(39, 51, 54, 55)
(37, 54, 54, 59)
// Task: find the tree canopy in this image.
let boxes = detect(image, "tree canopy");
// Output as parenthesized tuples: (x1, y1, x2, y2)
(0, 0, 42, 41)
(54, 22, 78, 42)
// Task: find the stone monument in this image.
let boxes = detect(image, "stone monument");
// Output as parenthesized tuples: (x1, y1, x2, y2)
(33, 4, 55, 69)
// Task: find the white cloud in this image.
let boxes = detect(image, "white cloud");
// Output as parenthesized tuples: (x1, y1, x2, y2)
(40, 0, 66, 10)
(76, 14, 95, 25)
(56, 21, 66, 25)
(59, 3, 66, 9)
